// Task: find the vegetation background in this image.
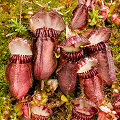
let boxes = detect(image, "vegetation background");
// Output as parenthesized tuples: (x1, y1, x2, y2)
(0, 0, 120, 119)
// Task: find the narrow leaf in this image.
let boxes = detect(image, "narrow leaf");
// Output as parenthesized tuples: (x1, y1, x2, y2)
(10, 24, 16, 27)
(88, 11, 93, 17)
(116, 55, 120, 60)
(98, 15, 103, 18)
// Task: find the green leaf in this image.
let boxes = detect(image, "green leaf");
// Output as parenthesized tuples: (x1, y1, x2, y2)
(116, 55, 120, 60)
(19, 25, 25, 29)
(64, 9, 71, 14)
(61, 95, 68, 102)
(55, 53, 60, 58)
(11, 18, 18, 25)
(110, 6, 114, 13)
(10, 24, 16, 27)
(15, 28, 19, 32)
(89, 17, 96, 26)
(11, 18, 21, 26)
(15, 25, 26, 32)
(17, 110, 23, 116)
(93, 9, 95, 14)
(20, 28, 25, 32)
(14, 104, 22, 113)
(88, 11, 93, 17)
(11, 19, 16, 23)
(95, 10, 98, 14)
(98, 15, 103, 18)
(92, 17, 96, 23)
(93, 9, 98, 15)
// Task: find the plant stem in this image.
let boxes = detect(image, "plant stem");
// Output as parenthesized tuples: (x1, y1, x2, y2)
(24, 1, 64, 11)
(24, 1, 45, 8)
(20, 0, 22, 25)
(41, 80, 44, 91)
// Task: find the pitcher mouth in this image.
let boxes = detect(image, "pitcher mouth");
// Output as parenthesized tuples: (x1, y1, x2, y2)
(29, 10, 65, 37)
(60, 47, 84, 62)
(71, 97, 98, 120)
(86, 27, 111, 51)
(77, 57, 97, 78)
(9, 54, 33, 64)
